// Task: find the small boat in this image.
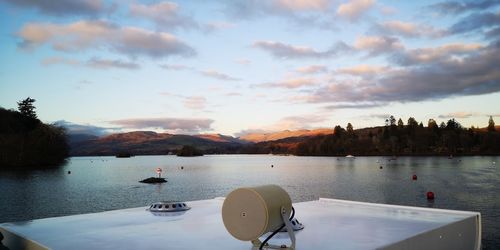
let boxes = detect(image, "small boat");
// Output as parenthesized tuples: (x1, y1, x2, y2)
(345, 155, 355, 158)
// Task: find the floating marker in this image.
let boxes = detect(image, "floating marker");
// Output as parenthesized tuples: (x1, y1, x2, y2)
(412, 174, 417, 180)
(426, 191, 435, 200)
(181, 166, 184, 170)
(379, 166, 383, 169)
(67, 171, 71, 174)
(271, 165, 274, 168)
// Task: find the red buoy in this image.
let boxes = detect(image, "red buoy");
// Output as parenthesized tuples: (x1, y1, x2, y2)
(412, 174, 417, 180)
(426, 191, 435, 200)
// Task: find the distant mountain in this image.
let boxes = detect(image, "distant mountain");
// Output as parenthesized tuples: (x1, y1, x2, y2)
(69, 131, 244, 156)
(68, 129, 334, 156)
(68, 133, 99, 144)
(238, 128, 333, 143)
(195, 134, 249, 144)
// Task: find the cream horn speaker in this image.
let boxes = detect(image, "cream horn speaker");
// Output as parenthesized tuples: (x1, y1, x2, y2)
(222, 185, 294, 247)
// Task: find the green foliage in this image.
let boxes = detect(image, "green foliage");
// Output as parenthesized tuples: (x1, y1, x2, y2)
(0, 107, 69, 169)
(17, 97, 37, 119)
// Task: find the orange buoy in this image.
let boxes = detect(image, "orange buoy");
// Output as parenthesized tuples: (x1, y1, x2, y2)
(426, 191, 435, 200)
(412, 174, 417, 180)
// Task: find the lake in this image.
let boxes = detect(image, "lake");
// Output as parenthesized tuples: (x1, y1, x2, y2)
(1, 155, 498, 249)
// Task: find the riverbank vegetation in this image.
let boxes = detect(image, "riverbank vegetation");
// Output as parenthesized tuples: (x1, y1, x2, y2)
(0, 98, 69, 169)
(291, 116, 499, 156)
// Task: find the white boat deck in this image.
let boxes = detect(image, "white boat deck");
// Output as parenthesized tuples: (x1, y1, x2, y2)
(0, 198, 481, 250)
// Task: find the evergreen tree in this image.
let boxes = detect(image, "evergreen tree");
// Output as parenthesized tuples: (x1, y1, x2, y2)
(397, 118, 404, 128)
(17, 97, 37, 119)
(488, 116, 496, 132)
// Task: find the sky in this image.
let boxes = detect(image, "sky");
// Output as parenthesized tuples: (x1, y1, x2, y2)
(0, 0, 499, 137)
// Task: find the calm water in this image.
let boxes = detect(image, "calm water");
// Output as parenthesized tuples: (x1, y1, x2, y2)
(1, 155, 499, 248)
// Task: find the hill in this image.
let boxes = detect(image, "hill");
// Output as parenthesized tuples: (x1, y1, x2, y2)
(239, 128, 333, 143)
(69, 131, 243, 156)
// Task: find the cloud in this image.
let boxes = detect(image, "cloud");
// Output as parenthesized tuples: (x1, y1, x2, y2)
(354, 35, 404, 56)
(391, 43, 483, 66)
(373, 20, 446, 38)
(427, 0, 500, 15)
(159, 64, 193, 70)
(295, 65, 327, 74)
(54, 120, 116, 136)
(184, 96, 207, 110)
(272, 115, 328, 130)
(336, 0, 375, 22)
(323, 102, 383, 110)
(17, 20, 195, 59)
(204, 21, 236, 32)
(358, 113, 392, 121)
(2, 0, 115, 17)
(200, 70, 241, 81)
(41, 56, 140, 70)
(337, 64, 387, 76)
(225, 92, 243, 96)
(485, 27, 500, 40)
(292, 40, 500, 105)
(86, 58, 140, 70)
(129, 2, 198, 31)
(235, 58, 251, 65)
(109, 117, 214, 133)
(254, 77, 317, 89)
(438, 112, 481, 119)
(42, 56, 81, 66)
(253, 40, 352, 59)
(220, 0, 333, 19)
(449, 12, 500, 35)
(235, 114, 328, 136)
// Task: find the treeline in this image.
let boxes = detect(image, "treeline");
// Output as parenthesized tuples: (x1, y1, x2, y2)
(294, 116, 499, 156)
(0, 99, 69, 169)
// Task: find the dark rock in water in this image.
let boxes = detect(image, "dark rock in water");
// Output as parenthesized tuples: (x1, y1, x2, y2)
(116, 152, 132, 158)
(139, 177, 167, 183)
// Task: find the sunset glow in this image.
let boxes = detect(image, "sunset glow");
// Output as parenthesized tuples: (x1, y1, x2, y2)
(1, 0, 499, 136)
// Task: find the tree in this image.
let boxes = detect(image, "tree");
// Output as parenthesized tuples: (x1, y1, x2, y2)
(428, 119, 438, 129)
(17, 97, 37, 119)
(488, 116, 496, 132)
(334, 125, 345, 136)
(446, 119, 461, 130)
(407, 117, 418, 127)
(387, 115, 396, 126)
(346, 123, 354, 134)
(397, 118, 404, 128)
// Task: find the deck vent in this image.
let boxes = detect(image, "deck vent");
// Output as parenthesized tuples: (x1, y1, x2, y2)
(147, 201, 191, 213)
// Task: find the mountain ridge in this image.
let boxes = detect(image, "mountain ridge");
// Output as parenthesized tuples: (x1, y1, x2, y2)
(68, 129, 333, 156)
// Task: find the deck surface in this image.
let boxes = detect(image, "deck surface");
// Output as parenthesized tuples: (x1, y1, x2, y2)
(0, 198, 480, 250)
